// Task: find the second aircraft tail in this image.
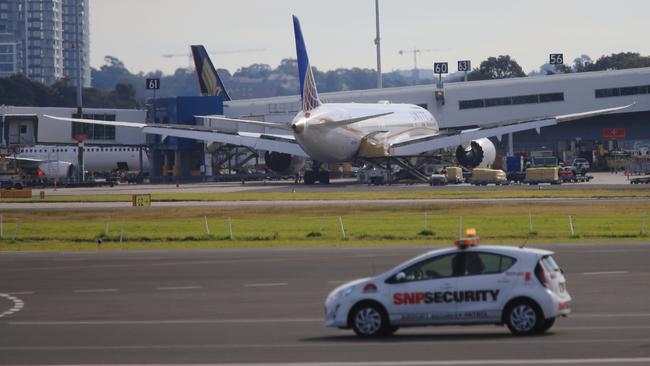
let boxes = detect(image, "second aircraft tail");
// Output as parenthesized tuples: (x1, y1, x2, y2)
(191, 45, 231, 101)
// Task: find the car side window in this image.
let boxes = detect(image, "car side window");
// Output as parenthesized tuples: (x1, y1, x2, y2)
(387, 253, 457, 283)
(456, 252, 517, 276)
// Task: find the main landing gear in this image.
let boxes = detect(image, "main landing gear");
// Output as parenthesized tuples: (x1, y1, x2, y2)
(303, 162, 330, 185)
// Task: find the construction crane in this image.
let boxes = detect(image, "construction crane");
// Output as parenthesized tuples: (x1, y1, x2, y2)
(162, 48, 267, 68)
(398, 47, 437, 83)
(397, 47, 436, 71)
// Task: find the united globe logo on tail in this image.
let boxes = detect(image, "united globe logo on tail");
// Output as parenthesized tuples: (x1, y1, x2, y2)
(293, 15, 322, 113)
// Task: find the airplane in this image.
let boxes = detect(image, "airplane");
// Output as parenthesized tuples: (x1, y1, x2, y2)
(46, 15, 630, 185)
(190, 44, 306, 176)
(12, 144, 149, 180)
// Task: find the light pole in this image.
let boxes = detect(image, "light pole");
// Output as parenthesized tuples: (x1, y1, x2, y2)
(374, 0, 382, 89)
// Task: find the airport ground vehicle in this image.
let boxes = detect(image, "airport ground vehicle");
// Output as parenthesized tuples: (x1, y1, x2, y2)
(324, 231, 571, 337)
(525, 167, 561, 185)
(469, 168, 508, 185)
(571, 158, 590, 173)
(445, 167, 464, 184)
(429, 174, 448, 186)
(630, 176, 650, 184)
(559, 167, 593, 183)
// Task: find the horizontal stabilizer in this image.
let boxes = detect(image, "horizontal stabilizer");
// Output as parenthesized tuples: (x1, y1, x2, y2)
(196, 115, 293, 131)
(315, 112, 393, 129)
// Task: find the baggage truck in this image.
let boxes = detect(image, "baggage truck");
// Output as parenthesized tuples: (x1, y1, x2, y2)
(469, 168, 508, 186)
(525, 167, 561, 185)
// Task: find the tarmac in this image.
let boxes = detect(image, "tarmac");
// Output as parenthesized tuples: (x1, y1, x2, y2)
(1, 243, 649, 365)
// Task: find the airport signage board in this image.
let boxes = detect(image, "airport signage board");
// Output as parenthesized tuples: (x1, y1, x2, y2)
(457, 60, 471, 72)
(132, 194, 152, 207)
(434, 62, 449, 74)
(549, 53, 564, 65)
(603, 128, 625, 140)
(146, 78, 160, 90)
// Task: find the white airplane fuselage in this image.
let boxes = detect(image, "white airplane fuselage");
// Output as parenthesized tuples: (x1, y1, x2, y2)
(16, 145, 149, 174)
(291, 103, 439, 162)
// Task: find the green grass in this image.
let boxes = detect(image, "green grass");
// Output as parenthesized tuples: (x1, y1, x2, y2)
(0, 203, 648, 251)
(3, 187, 650, 203)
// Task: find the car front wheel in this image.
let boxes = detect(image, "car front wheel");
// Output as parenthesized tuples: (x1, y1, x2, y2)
(505, 300, 544, 335)
(350, 303, 390, 337)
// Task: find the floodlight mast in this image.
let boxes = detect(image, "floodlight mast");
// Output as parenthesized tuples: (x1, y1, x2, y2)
(375, 0, 382, 89)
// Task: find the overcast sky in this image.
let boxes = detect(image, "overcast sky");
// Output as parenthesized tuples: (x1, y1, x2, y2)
(90, 0, 650, 76)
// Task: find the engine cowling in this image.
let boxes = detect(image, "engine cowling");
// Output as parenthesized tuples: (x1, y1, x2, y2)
(455, 138, 496, 169)
(264, 152, 306, 175)
(37, 161, 74, 179)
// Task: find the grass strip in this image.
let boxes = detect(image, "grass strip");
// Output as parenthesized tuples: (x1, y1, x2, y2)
(0, 202, 648, 250)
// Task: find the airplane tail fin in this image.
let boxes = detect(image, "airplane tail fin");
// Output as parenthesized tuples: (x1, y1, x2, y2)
(292, 15, 321, 113)
(190, 45, 231, 101)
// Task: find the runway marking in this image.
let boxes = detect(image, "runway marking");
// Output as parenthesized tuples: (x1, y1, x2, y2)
(157, 286, 203, 291)
(71, 358, 650, 365)
(73, 288, 118, 293)
(583, 270, 630, 276)
(244, 282, 288, 287)
(2, 339, 650, 351)
(7, 291, 34, 295)
(7, 318, 322, 325)
(572, 313, 650, 318)
(0, 293, 24, 319)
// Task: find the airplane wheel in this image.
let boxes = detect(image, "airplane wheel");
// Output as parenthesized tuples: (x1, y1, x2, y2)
(318, 170, 330, 184)
(304, 171, 316, 185)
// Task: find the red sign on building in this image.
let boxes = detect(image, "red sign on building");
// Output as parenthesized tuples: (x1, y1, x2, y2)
(603, 128, 625, 140)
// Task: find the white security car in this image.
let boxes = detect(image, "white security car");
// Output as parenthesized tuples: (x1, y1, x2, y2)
(325, 234, 571, 337)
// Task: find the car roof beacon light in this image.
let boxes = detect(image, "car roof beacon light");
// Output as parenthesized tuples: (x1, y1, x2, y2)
(455, 228, 480, 249)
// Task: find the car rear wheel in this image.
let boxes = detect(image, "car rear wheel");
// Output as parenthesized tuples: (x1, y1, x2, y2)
(350, 303, 390, 338)
(505, 300, 543, 335)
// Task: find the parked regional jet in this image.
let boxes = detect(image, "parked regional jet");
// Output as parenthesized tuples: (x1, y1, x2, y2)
(46, 15, 629, 184)
(13, 144, 148, 180)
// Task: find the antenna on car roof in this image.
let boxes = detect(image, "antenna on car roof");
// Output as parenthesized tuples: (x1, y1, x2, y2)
(458, 216, 463, 240)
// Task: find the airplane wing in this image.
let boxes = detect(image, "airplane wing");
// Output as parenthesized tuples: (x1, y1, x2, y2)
(44, 115, 308, 157)
(388, 104, 632, 156)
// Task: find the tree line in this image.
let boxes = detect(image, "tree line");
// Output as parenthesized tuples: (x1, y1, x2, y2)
(1, 52, 649, 108)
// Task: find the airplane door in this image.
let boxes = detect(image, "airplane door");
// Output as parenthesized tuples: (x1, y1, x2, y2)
(384, 252, 460, 325)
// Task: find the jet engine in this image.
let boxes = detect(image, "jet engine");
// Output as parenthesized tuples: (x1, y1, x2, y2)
(264, 152, 306, 175)
(37, 161, 74, 179)
(455, 138, 496, 169)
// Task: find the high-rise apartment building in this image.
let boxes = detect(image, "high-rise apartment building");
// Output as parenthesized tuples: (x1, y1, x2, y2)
(0, 0, 89, 86)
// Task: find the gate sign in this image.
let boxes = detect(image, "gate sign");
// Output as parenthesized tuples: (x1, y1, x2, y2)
(434, 62, 449, 74)
(549, 53, 564, 65)
(457, 60, 471, 72)
(146, 78, 160, 90)
(603, 128, 625, 140)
